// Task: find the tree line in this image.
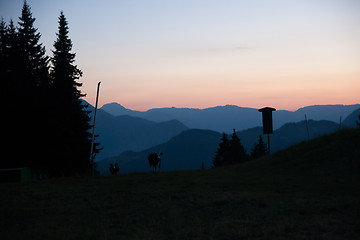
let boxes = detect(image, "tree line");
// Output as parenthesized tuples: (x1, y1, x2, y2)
(213, 129, 267, 167)
(0, 2, 100, 176)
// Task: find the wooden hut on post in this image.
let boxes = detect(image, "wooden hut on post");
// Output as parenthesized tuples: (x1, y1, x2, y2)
(258, 107, 276, 152)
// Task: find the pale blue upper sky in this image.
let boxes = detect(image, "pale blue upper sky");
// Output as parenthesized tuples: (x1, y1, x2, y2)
(1, 0, 359, 110)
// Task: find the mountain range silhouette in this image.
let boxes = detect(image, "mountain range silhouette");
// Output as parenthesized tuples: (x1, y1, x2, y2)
(83, 101, 359, 174)
(101, 102, 359, 132)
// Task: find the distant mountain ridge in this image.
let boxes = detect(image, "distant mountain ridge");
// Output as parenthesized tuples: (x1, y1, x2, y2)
(84, 101, 188, 161)
(101, 102, 360, 132)
(97, 119, 342, 175)
(85, 100, 359, 163)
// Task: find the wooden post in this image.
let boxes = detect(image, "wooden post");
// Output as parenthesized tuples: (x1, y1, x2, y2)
(90, 81, 101, 176)
(339, 116, 342, 129)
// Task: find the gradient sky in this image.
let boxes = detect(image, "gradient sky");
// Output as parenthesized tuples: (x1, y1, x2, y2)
(1, 0, 359, 111)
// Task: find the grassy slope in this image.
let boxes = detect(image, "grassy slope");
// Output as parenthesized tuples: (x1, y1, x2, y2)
(1, 129, 359, 239)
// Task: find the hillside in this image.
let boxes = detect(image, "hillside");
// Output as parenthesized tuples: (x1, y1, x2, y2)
(98, 120, 341, 174)
(235, 128, 360, 178)
(237, 119, 340, 153)
(1, 129, 359, 239)
(343, 108, 360, 128)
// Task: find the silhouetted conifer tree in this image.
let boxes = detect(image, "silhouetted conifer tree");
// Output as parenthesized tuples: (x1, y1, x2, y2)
(1, 17, 22, 168)
(0, 18, 7, 84)
(1, 19, 19, 97)
(18, 1, 49, 91)
(1, 2, 50, 100)
(50, 11, 93, 175)
(251, 135, 267, 159)
(213, 130, 248, 167)
(19, 2, 52, 169)
(1, 2, 52, 169)
(227, 129, 247, 164)
(1, 3, 100, 173)
(213, 133, 229, 167)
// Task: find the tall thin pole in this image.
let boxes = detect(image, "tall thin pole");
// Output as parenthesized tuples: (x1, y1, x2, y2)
(339, 116, 342, 129)
(90, 81, 101, 176)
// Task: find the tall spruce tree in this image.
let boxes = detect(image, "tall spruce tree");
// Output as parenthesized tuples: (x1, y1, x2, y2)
(1, 19, 19, 89)
(1, 19, 23, 108)
(0, 18, 7, 86)
(1, 2, 52, 169)
(1, 4, 100, 173)
(17, 1, 49, 91)
(1, 1, 50, 101)
(0, 18, 12, 168)
(5, 20, 19, 79)
(51, 11, 93, 175)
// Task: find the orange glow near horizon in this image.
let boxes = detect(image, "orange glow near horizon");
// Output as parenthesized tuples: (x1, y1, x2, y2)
(22, 0, 355, 112)
(1, 1, 359, 111)
(83, 68, 360, 111)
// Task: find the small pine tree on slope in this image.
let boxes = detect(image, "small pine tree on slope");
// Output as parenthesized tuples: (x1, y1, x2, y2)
(251, 135, 268, 159)
(213, 130, 248, 167)
(227, 129, 248, 164)
(213, 133, 230, 167)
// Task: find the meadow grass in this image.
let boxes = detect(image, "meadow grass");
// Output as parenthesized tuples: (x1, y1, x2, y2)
(1, 129, 359, 239)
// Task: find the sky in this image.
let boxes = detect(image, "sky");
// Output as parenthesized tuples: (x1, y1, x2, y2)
(1, 0, 359, 111)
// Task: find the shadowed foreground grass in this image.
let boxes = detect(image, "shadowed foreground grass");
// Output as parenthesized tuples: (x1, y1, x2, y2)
(1, 129, 359, 239)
